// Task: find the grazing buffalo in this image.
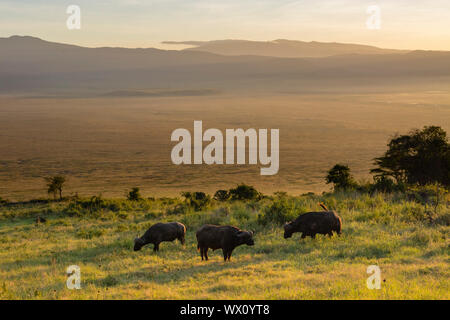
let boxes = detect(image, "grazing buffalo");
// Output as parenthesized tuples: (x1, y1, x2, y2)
(284, 211, 342, 239)
(196, 225, 254, 261)
(134, 222, 186, 252)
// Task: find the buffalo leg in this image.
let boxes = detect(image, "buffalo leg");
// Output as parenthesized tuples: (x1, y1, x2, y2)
(200, 247, 204, 261)
(301, 233, 306, 239)
(227, 251, 233, 261)
(204, 248, 209, 261)
(179, 236, 185, 245)
(153, 243, 160, 252)
(223, 250, 228, 262)
(328, 232, 333, 238)
(311, 234, 316, 239)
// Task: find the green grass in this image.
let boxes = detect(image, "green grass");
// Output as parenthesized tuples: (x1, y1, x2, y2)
(0, 192, 449, 300)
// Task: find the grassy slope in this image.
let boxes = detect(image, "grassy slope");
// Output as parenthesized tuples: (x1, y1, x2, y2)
(0, 193, 448, 300)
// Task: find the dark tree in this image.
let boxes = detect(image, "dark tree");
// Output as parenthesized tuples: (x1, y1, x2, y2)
(214, 190, 231, 201)
(45, 176, 66, 200)
(127, 187, 142, 201)
(325, 164, 356, 190)
(371, 126, 450, 186)
(229, 184, 260, 201)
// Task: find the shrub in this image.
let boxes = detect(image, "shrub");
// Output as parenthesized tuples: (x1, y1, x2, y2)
(214, 190, 231, 201)
(229, 184, 260, 201)
(257, 198, 297, 226)
(370, 176, 406, 193)
(127, 187, 142, 201)
(181, 192, 211, 211)
(326, 164, 357, 191)
(166, 203, 191, 215)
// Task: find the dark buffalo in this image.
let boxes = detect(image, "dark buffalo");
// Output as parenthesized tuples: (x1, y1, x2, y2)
(284, 211, 342, 239)
(134, 222, 186, 252)
(196, 225, 254, 261)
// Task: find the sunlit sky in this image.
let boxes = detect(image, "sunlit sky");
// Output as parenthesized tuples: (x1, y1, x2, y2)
(1, 0, 449, 50)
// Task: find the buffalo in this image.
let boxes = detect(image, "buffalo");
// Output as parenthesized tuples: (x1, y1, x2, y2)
(284, 211, 342, 239)
(134, 222, 186, 252)
(196, 224, 254, 261)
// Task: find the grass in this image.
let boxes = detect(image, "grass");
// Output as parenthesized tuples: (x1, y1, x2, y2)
(0, 191, 448, 300)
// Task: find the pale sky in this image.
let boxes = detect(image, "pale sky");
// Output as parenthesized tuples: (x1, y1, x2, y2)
(1, 0, 449, 50)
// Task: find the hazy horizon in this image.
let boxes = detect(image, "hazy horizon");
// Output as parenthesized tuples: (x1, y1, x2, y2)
(1, 0, 450, 51)
(1, 34, 427, 52)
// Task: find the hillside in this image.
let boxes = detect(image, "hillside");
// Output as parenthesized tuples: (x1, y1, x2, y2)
(2, 36, 450, 93)
(164, 39, 408, 58)
(0, 191, 448, 299)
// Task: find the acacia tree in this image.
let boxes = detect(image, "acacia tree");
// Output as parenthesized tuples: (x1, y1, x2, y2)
(45, 176, 66, 200)
(371, 126, 450, 186)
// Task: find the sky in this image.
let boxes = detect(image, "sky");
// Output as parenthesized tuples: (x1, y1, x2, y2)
(1, 0, 449, 50)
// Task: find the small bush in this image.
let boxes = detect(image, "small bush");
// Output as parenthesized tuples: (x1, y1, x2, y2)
(214, 190, 231, 202)
(127, 187, 142, 201)
(229, 184, 260, 201)
(257, 198, 297, 226)
(370, 176, 406, 193)
(326, 164, 357, 191)
(181, 192, 211, 211)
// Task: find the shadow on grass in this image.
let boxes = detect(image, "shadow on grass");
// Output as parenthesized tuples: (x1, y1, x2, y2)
(91, 254, 267, 288)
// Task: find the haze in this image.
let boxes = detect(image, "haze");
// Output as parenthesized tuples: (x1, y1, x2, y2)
(1, 0, 450, 50)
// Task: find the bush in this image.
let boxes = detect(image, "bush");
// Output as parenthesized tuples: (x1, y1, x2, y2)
(366, 176, 405, 194)
(181, 192, 211, 211)
(166, 203, 191, 215)
(257, 198, 297, 226)
(326, 164, 357, 191)
(229, 184, 260, 201)
(62, 196, 154, 217)
(127, 187, 142, 201)
(214, 190, 231, 201)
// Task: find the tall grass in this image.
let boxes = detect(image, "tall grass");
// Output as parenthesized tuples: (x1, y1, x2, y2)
(0, 190, 448, 299)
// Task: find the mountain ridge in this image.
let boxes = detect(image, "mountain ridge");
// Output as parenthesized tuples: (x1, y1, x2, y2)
(162, 39, 411, 58)
(1, 35, 450, 94)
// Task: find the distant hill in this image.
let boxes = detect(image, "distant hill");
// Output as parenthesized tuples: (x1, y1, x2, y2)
(163, 39, 408, 58)
(1, 36, 450, 94)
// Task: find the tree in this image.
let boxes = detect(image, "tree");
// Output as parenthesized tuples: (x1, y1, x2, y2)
(127, 187, 142, 201)
(325, 164, 356, 190)
(45, 176, 66, 200)
(229, 184, 260, 201)
(371, 126, 450, 186)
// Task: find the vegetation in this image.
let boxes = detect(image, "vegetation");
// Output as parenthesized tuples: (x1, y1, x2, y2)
(229, 184, 261, 201)
(372, 126, 450, 186)
(0, 126, 449, 299)
(127, 187, 142, 201)
(0, 184, 448, 300)
(213, 190, 231, 202)
(326, 164, 357, 191)
(44, 176, 66, 200)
